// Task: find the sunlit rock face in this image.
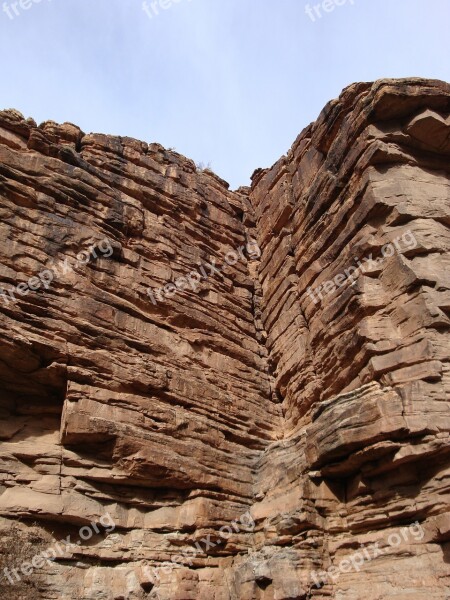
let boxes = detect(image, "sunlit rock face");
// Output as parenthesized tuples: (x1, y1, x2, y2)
(0, 78, 449, 599)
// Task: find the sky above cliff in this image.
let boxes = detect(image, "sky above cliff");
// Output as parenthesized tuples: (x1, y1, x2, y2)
(0, 0, 449, 189)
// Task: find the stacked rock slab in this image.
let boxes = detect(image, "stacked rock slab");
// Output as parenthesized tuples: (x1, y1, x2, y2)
(0, 78, 449, 599)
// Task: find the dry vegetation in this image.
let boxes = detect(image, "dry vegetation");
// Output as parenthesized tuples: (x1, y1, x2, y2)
(0, 521, 49, 600)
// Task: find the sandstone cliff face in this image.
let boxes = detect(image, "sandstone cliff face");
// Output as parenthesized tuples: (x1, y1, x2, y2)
(0, 78, 449, 599)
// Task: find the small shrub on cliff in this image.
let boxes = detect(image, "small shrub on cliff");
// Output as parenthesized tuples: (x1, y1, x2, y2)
(196, 160, 212, 172)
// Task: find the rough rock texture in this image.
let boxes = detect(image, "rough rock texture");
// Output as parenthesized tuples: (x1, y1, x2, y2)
(0, 78, 449, 599)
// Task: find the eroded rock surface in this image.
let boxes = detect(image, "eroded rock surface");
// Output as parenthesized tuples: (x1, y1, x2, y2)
(0, 78, 449, 599)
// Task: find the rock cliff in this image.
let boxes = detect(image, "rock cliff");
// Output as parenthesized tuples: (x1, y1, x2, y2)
(0, 78, 449, 599)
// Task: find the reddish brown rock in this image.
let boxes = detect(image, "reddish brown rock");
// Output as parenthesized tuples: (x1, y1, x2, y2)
(0, 78, 449, 599)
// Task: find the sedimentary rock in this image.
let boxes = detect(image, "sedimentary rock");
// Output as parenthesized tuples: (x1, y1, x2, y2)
(0, 78, 449, 599)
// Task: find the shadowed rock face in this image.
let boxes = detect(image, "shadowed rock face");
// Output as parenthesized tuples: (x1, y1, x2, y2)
(0, 78, 449, 599)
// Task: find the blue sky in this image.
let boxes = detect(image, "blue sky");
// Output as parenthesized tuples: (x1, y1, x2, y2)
(0, 0, 449, 189)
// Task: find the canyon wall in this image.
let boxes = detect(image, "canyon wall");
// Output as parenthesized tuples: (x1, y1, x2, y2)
(0, 78, 449, 599)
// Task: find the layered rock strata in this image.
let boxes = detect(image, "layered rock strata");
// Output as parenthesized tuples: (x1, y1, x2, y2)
(0, 78, 449, 599)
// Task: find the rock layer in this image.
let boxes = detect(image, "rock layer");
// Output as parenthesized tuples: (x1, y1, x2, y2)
(0, 78, 449, 599)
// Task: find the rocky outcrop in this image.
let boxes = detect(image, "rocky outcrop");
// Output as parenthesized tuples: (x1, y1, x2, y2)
(0, 78, 449, 599)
